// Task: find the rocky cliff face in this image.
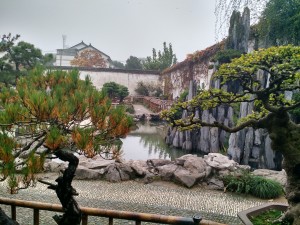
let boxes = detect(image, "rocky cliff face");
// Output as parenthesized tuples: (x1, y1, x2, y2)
(164, 8, 284, 170)
(165, 78, 282, 170)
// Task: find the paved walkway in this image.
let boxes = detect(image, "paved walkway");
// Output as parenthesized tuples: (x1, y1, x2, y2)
(0, 174, 287, 225)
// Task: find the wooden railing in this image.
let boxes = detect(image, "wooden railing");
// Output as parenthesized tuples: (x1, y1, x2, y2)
(0, 197, 227, 225)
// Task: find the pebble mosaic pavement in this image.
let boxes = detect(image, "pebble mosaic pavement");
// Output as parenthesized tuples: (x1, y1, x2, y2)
(0, 174, 287, 225)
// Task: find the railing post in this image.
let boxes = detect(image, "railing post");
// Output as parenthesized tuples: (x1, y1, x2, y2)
(109, 217, 113, 225)
(193, 214, 202, 225)
(135, 220, 141, 225)
(11, 205, 16, 221)
(33, 209, 39, 225)
(82, 213, 88, 225)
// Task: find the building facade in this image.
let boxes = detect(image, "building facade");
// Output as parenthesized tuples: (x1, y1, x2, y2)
(55, 41, 112, 67)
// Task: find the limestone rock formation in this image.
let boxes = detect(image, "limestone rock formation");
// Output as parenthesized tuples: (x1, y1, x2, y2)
(44, 153, 284, 189)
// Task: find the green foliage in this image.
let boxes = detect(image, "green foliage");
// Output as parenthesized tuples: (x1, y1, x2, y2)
(249, 176, 284, 199)
(258, 0, 300, 46)
(42, 53, 55, 66)
(212, 49, 242, 64)
(134, 81, 162, 97)
(111, 60, 125, 69)
(143, 42, 177, 71)
(178, 89, 189, 102)
(223, 171, 283, 199)
(124, 104, 135, 114)
(125, 56, 143, 70)
(0, 34, 49, 86)
(290, 92, 300, 123)
(231, 102, 241, 125)
(162, 46, 300, 130)
(0, 68, 132, 192)
(9, 41, 43, 71)
(135, 81, 149, 96)
(102, 82, 129, 102)
(223, 170, 253, 194)
(250, 209, 291, 225)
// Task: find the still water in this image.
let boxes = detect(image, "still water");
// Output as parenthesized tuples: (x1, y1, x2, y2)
(120, 122, 189, 161)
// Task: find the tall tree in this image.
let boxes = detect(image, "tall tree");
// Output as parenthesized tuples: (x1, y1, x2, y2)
(162, 46, 300, 224)
(0, 34, 47, 86)
(258, 0, 300, 46)
(125, 56, 143, 70)
(143, 42, 177, 71)
(0, 68, 132, 224)
(9, 41, 43, 71)
(111, 60, 125, 69)
(70, 49, 107, 68)
(0, 34, 23, 85)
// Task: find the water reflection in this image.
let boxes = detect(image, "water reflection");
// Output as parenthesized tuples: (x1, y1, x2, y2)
(120, 122, 190, 160)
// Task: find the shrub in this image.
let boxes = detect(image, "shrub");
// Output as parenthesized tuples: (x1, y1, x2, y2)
(223, 170, 252, 194)
(125, 104, 135, 114)
(212, 49, 242, 64)
(249, 176, 283, 199)
(223, 171, 283, 199)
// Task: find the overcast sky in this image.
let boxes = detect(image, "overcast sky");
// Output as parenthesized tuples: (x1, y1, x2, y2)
(1, 0, 219, 63)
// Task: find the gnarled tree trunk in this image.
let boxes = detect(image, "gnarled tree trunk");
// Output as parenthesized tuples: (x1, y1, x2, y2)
(0, 208, 19, 225)
(266, 113, 300, 224)
(48, 149, 82, 225)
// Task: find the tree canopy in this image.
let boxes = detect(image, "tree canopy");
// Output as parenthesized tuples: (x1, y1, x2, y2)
(70, 49, 107, 68)
(0, 68, 132, 191)
(162, 45, 300, 224)
(135, 81, 163, 97)
(9, 41, 43, 71)
(0, 34, 49, 86)
(143, 42, 177, 71)
(125, 56, 143, 70)
(102, 82, 129, 102)
(258, 0, 300, 46)
(111, 60, 125, 69)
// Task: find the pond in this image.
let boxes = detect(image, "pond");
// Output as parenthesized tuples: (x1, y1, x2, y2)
(120, 122, 190, 161)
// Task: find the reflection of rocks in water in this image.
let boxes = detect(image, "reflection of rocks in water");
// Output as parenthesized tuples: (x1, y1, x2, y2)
(121, 122, 193, 161)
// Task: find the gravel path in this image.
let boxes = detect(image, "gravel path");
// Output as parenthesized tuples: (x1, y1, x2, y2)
(0, 174, 287, 225)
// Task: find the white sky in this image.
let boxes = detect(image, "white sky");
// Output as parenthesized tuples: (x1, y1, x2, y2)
(1, 0, 219, 63)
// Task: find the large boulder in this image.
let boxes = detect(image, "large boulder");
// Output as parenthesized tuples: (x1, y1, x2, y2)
(78, 156, 114, 169)
(127, 160, 148, 177)
(252, 169, 287, 187)
(44, 161, 67, 173)
(204, 153, 237, 171)
(157, 164, 178, 181)
(176, 154, 212, 178)
(74, 166, 103, 180)
(174, 167, 206, 188)
(206, 177, 224, 190)
(105, 163, 135, 182)
(147, 159, 173, 167)
(172, 155, 209, 187)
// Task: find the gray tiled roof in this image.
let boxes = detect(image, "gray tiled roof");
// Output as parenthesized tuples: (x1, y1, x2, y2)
(56, 41, 110, 59)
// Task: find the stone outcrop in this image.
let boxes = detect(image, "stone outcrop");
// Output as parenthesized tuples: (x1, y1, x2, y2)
(164, 72, 283, 170)
(226, 7, 250, 53)
(162, 7, 285, 170)
(252, 169, 287, 186)
(43, 153, 286, 189)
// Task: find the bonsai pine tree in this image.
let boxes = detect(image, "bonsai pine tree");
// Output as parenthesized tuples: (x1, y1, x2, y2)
(162, 45, 300, 224)
(0, 68, 132, 224)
